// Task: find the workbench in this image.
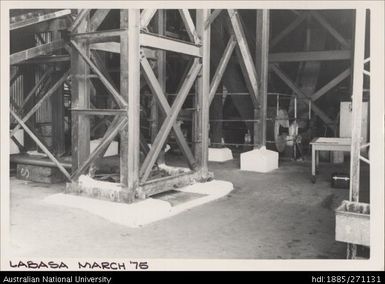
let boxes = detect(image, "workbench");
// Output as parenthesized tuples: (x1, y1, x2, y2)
(310, 137, 352, 183)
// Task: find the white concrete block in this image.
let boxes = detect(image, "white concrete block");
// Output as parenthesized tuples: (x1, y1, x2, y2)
(90, 139, 118, 157)
(10, 130, 24, 154)
(240, 146, 278, 173)
(208, 147, 233, 162)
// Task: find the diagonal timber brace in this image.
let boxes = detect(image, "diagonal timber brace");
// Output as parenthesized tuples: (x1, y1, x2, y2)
(140, 60, 202, 183)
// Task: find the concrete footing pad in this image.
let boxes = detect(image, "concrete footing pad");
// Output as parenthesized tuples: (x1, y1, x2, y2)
(44, 180, 233, 228)
(208, 147, 233, 162)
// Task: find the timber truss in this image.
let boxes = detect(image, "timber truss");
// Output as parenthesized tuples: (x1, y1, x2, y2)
(268, 10, 354, 133)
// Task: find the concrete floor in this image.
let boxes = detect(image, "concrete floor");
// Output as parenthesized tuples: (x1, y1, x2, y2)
(8, 155, 368, 259)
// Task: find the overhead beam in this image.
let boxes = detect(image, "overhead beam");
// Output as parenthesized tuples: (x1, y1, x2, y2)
(71, 29, 123, 42)
(311, 11, 350, 49)
(269, 50, 351, 63)
(10, 39, 65, 65)
(140, 33, 202, 57)
(10, 10, 71, 31)
(90, 42, 120, 53)
(311, 68, 351, 101)
(13, 55, 70, 65)
(270, 12, 307, 48)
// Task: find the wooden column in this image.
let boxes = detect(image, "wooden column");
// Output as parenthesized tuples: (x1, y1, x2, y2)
(71, 11, 90, 172)
(120, 9, 140, 199)
(347, 8, 366, 259)
(255, 9, 269, 148)
(51, 30, 66, 156)
(153, 10, 166, 164)
(210, 85, 224, 145)
(195, 9, 210, 178)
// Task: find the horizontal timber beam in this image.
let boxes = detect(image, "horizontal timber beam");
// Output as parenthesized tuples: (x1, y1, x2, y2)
(269, 50, 351, 62)
(10, 9, 71, 31)
(71, 108, 126, 115)
(10, 39, 65, 65)
(140, 33, 201, 57)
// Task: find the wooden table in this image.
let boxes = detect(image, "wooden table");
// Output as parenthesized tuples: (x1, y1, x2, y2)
(310, 137, 352, 183)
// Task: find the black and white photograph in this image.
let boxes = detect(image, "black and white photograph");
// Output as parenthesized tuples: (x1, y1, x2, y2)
(1, 1, 384, 272)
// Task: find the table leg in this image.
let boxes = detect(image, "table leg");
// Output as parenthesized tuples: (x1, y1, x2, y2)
(312, 146, 316, 183)
(316, 150, 320, 174)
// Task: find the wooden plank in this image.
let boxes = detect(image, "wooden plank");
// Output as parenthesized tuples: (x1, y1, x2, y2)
(140, 9, 157, 29)
(312, 68, 351, 101)
(10, 70, 70, 137)
(209, 35, 236, 104)
(71, 108, 126, 115)
(139, 170, 213, 198)
(140, 61, 202, 182)
(10, 39, 65, 65)
(140, 53, 197, 169)
(271, 64, 335, 130)
(270, 12, 307, 48)
(10, 109, 72, 181)
(90, 42, 120, 53)
(14, 55, 70, 65)
(90, 9, 110, 31)
(140, 33, 201, 57)
(70, 40, 127, 108)
(69, 9, 91, 32)
(179, 9, 200, 44)
(204, 9, 223, 29)
(17, 18, 69, 33)
(195, 9, 210, 177)
(10, 9, 71, 31)
(71, 29, 123, 42)
(269, 50, 352, 62)
(71, 116, 127, 180)
(255, 9, 270, 148)
(227, 9, 259, 107)
(349, 9, 366, 203)
(311, 11, 350, 49)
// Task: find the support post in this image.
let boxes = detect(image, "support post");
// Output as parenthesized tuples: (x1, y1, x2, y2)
(154, 9, 166, 164)
(347, 8, 366, 260)
(255, 9, 269, 148)
(71, 10, 90, 174)
(51, 30, 66, 156)
(120, 9, 141, 200)
(195, 9, 210, 178)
